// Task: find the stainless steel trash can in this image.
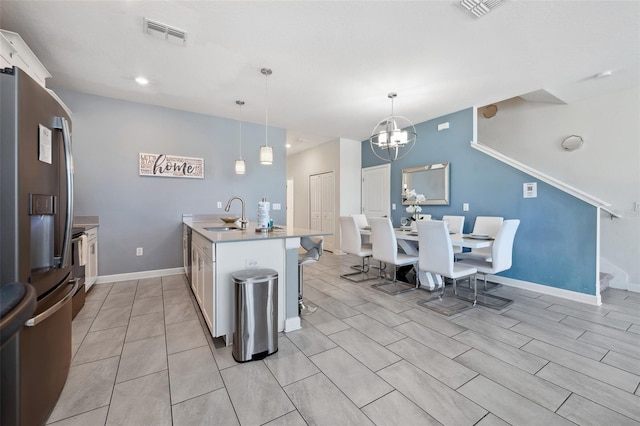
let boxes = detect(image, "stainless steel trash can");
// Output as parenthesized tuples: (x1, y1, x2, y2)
(232, 268, 278, 362)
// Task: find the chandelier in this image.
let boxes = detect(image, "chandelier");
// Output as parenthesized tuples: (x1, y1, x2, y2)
(369, 92, 417, 162)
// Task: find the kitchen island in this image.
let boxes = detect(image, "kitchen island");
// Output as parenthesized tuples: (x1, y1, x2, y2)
(183, 214, 328, 345)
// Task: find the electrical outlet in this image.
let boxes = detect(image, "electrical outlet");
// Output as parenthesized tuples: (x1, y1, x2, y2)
(245, 258, 258, 268)
(463, 203, 469, 211)
(217, 201, 222, 208)
(392, 203, 396, 210)
(634, 201, 640, 212)
(136, 247, 143, 256)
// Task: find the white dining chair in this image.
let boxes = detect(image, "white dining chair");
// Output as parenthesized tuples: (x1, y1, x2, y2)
(455, 216, 503, 262)
(442, 215, 465, 254)
(456, 219, 520, 296)
(416, 220, 478, 315)
(351, 213, 369, 229)
(410, 214, 431, 231)
(339, 216, 375, 282)
(370, 217, 419, 295)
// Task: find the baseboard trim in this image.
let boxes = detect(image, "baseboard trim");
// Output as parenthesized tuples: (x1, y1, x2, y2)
(609, 280, 640, 293)
(620, 281, 640, 293)
(490, 275, 602, 306)
(95, 267, 184, 284)
(284, 317, 301, 332)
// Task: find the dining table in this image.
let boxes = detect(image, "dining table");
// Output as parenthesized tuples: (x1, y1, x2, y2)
(360, 226, 494, 290)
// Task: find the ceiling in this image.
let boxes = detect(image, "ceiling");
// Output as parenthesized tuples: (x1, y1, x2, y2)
(1, 1, 638, 156)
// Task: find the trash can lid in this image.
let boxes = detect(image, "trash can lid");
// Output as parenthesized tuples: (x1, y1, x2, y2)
(232, 268, 278, 284)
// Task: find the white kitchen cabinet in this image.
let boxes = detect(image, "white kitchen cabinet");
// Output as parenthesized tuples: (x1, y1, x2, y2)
(0, 30, 51, 88)
(191, 231, 214, 332)
(182, 224, 191, 280)
(85, 227, 98, 290)
(188, 229, 285, 346)
(202, 253, 214, 332)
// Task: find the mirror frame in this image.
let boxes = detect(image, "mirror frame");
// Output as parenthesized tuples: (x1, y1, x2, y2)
(402, 162, 450, 206)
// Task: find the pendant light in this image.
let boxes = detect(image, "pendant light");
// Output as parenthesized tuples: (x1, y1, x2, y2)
(259, 67, 273, 165)
(369, 92, 417, 162)
(234, 100, 246, 175)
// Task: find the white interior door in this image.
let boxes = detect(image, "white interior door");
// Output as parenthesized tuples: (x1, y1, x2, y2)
(362, 164, 390, 221)
(309, 171, 335, 251)
(321, 172, 334, 251)
(309, 174, 321, 231)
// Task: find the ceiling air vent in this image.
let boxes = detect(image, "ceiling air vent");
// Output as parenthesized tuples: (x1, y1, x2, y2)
(459, 0, 504, 19)
(143, 17, 188, 45)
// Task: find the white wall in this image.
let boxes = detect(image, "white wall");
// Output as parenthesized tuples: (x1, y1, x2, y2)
(57, 89, 287, 276)
(478, 87, 640, 288)
(339, 139, 363, 217)
(286, 138, 362, 252)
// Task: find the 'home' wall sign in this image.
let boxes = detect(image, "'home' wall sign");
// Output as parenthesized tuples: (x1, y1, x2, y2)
(139, 152, 204, 179)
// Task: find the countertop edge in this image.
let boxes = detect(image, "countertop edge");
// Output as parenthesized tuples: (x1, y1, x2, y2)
(184, 218, 330, 243)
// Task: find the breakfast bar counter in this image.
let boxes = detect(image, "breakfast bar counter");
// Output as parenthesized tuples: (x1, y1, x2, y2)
(183, 214, 328, 345)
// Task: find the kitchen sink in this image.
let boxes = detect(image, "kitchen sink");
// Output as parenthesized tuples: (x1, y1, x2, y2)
(204, 226, 241, 232)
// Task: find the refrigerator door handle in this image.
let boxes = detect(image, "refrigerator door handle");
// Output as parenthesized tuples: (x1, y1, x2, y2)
(25, 279, 79, 327)
(55, 116, 74, 268)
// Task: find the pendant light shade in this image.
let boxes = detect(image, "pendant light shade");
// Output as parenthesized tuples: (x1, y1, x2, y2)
(234, 100, 246, 175)
(369, 92, 417, 162)
(235, 158, 246, 174)
(259, 145, 273, 165)
(259, 67, 273, 165)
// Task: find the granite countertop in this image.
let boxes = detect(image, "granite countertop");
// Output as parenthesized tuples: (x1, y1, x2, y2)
(183, 214, 329, 243)
(73, 216, 99, 230)
(73, 223, 99, 231)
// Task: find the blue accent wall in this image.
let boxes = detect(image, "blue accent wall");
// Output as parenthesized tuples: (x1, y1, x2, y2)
(363, 108, 598, 295)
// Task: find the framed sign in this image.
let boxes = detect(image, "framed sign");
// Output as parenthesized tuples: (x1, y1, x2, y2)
(139, 152, 204, 179)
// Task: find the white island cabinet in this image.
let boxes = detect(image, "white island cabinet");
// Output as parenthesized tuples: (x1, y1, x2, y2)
(191, 231, 215, 331)
(183, 215, 328, 346)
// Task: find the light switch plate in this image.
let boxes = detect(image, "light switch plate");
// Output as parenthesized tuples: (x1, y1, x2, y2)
(437, 122, 450, 131)
(217, 201, 222, 208)
(392, 203, 396, 210)
(272, 203, 281, 210)
(463, 203, 469, 211)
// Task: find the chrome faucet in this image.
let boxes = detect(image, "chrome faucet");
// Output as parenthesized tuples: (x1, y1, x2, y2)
(225, 196, 248, 229)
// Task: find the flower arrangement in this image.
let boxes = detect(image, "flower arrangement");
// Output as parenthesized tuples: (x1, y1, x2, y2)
(404, 189, 426, 222)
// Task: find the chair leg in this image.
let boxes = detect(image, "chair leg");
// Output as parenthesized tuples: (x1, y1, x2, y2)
(371, 263, 417, 295)
(473, 275, 477, 306)
(340, 256, 377, 283)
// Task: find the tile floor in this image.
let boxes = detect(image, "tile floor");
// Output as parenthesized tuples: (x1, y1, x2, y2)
(47, 252, 640, 425)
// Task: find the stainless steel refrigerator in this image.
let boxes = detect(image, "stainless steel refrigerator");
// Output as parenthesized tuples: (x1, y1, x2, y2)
(1, 66, 77, 426)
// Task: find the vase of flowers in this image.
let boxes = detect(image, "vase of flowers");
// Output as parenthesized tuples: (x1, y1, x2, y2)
(404, 189, 426, 223)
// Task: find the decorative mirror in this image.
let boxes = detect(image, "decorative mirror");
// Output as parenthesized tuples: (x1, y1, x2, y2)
(402, 162, 450, 205)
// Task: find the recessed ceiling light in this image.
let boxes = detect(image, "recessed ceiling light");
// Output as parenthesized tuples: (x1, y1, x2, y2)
(135, 76, 149, 86)
(286, 144, 291, 148)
